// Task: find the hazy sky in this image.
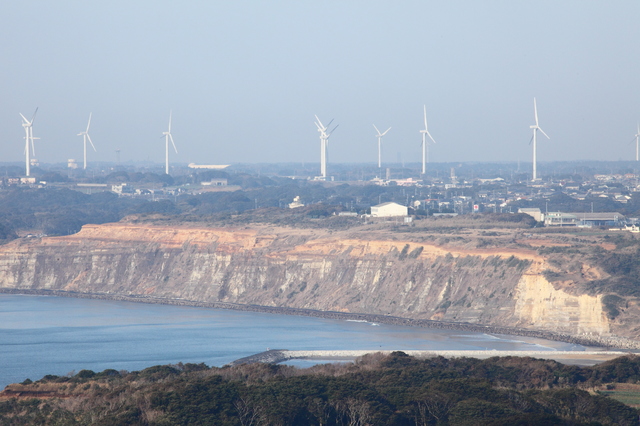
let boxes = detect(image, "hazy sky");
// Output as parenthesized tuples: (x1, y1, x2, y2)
(2, 1, 640, 167)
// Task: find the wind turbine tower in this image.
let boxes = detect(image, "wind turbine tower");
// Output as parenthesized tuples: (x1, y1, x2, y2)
(162, 111, 178, 174)
(529, 98, 550, 180)
(314, 115, 338, 179)
(633, 124, 640, 162)
(19, 108, 38, 177)
(77, 113, 96, 169)
(373, 124, 391, 169)
(419, 105, 436, 175)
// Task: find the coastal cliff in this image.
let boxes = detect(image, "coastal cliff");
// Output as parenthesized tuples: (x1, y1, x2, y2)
(0, 222, 620, 341)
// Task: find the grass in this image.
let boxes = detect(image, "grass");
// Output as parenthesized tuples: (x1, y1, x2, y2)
(598, 384, 640, 408)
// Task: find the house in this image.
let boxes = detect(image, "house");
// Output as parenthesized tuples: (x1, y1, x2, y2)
(371, 202, 408, 217)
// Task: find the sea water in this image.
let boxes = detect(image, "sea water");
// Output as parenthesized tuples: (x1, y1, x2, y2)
(0, 294, 584, 387)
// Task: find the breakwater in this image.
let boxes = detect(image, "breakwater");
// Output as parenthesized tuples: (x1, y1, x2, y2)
(2, 288, 639, 350)
(228, 349, 631, 366)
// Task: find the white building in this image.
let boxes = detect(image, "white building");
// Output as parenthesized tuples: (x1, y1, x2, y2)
(201, 179, 228, 186)
(544, 212, 579, 227)
(289, 196, 304, 209)
(518, 208, 543, 222)
(188, 163, 230, 170)
(371, 202, 408, 217)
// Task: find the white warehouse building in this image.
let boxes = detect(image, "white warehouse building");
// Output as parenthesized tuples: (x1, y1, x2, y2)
(371, 202, 408, 217)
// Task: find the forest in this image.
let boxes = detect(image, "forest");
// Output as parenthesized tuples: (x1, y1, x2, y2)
(2, 353, 640, 425)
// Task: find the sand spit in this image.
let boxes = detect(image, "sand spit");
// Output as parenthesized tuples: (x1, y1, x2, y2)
(229, 350, 632, 367)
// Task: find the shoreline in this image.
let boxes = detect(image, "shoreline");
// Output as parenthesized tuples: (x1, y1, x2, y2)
(2, 288, 639, 350)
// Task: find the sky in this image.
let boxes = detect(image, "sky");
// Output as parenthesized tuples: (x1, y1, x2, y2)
(1, 1, 640, 168)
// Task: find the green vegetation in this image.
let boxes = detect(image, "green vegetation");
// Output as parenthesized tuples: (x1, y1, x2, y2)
(599, 388, 640, 408)
(3, 354, 640, 425)
(0, 188, 162, 238)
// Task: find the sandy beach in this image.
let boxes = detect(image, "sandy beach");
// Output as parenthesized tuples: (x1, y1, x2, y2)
(282, 350, 632, 365)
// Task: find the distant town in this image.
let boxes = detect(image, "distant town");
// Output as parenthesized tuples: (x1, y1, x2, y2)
(2, 158, 640, 236)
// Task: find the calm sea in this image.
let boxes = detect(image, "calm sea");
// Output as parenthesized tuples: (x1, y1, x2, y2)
(0, 294, 584, 387)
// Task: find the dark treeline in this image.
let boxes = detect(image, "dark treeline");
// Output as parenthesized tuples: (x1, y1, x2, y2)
(0, 188, 160, 240)
(3, 353, 640, 425)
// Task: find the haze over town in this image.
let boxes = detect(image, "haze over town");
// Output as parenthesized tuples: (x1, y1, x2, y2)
(2, 1, 640, 167)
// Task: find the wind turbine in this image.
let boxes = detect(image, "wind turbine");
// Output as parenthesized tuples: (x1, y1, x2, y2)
(419, 105, 436, 175)
(77, 113, 96, 170)
(529, 98, 550, 181)
(19, 108, 38, 177)
(314, 115, 338, 179)
(632, 123, 640, 162)
(373, 124, 391, 169)
(162, 110, 178, 174)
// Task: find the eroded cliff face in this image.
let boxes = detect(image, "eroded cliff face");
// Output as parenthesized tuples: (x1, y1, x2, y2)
(0, 223, 613, 339)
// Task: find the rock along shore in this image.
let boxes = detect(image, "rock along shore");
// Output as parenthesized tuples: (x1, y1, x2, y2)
(2, 288, 639, 350)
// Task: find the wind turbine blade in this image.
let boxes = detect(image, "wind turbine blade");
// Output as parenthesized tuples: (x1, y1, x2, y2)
(86, 113, 92, 132)
(31, 107, 38, 123)
(168, 110, 172, 133)
(326, 119, 334, 128)
(426, 130, 436, 144)
(382, 127, 391, 136)
(539, 127, 550, 140)
(533, 98, 539, 126)
(87, 134, 97, 151)
(423, 105, 428, 129)
(529, 134, 534, 145)
(329, 124, 339, 135)
(373, 124, 380, 135)
(19, 113, 29, 124)
(314, 115, 324, 129)
(170, 134, 178, 153)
